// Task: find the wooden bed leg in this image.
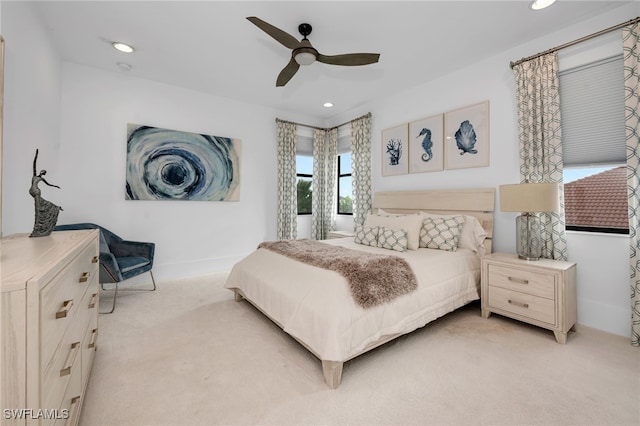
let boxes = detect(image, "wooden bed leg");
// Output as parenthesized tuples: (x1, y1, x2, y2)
(234, 290, 244, 302)
(322, 360, 343, 389)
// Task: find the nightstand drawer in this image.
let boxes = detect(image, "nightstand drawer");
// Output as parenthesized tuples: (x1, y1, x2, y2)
(487, 264, 555, 299)
(488, 286, 555, 325)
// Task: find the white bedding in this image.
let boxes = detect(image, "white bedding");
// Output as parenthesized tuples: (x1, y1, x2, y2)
(224, 238, 481, 362)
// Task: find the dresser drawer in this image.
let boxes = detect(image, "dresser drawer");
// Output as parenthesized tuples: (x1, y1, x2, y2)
(487, 264, 555, 299)
(488, 286, 556, 325)
(55, 373, 83, 426)
(40, 243, 98, 364)
(41, 324, 83, 417)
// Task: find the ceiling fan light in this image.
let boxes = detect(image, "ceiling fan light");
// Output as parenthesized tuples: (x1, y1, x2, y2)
(530, 0, 556, 10)
(294, 51, 316, 66)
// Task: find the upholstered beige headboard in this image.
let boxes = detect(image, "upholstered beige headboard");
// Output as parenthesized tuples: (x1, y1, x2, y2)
(372, 188, 496, 253)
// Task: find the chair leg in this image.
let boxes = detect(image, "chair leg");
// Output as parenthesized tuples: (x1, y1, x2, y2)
(118, 270, 157, 292)
(149, 270, 157, 291)
(99, 270, 156, 314)
(100, 281, 118, 315)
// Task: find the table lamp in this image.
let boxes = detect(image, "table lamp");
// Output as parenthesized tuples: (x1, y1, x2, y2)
(499, 182, 560, 261)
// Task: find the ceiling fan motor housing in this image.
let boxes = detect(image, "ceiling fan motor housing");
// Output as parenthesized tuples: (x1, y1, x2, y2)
(298, 23, 312, 38)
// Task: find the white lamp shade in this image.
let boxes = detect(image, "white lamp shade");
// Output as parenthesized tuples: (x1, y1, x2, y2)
(500, 183, 560, 213)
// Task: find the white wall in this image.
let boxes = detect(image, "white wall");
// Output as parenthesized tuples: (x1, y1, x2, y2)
(1, 1, 62, 238)
(56, 63, 319, 279)
(328, 3, 638, 337)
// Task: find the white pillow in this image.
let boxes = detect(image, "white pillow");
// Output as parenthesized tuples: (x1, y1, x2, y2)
(419, 216, 465, 252)
(365, 213, 423, 250)
(354, 224, 379, 247)
(377, 227, 408, 252)
(420, 212, 487, 253)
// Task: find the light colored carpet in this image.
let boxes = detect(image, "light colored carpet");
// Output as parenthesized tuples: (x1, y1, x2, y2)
(80, 273, 640, 426)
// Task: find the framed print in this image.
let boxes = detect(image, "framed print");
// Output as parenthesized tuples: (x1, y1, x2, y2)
(444, 101, 489, 170)
(126, 123, 241, 201)
(381, 124, 409, 176)
(408, 114, 444, 173)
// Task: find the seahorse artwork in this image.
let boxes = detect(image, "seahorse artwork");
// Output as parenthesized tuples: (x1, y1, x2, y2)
(386, 138, 402, 165)
(454, 120, 478, 155)
(416, 128, 433, 162)
(29, 149, 63, 237)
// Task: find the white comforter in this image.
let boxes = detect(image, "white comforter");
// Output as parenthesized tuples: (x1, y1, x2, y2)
(224, 238, 480, 362)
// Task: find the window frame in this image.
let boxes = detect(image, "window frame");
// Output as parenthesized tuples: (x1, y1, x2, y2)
(337, 153, 353, 215)
(558, 53, 628, 235)
(296, 155, 313, 216)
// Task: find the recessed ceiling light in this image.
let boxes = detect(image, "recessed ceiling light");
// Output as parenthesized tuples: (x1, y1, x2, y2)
(323, 102, 334, 108)
(530, 0, 556, 10)
(112, 42, 134, 53)
(117, 62, 132, 71)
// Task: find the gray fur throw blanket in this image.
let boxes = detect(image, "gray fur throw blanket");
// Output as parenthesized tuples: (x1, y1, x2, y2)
(258, 239, 417, 309)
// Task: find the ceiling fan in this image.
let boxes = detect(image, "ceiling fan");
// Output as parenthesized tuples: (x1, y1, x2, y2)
(247, 16, 381, 87)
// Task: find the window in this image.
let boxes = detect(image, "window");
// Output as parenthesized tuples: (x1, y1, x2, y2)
(337, 153, 352, 215)
(296, 155, 313, 215)
(559, 54, 628, 234)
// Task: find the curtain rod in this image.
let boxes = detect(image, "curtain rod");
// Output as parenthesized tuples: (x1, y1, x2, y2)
(510, 16, 640, 69)
(276, 112, 371, 131)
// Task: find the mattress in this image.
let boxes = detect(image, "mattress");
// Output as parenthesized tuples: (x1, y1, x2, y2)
(224, 238, 481, 362)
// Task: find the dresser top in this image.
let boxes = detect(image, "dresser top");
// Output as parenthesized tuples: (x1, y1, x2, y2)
(484, 252, 576, 271)
(0, 230, 98, 293)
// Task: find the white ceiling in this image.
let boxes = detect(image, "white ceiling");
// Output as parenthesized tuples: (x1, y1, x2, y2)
(33, 1, 632, 122)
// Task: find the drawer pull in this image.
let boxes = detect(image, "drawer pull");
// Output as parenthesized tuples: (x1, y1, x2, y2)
(55, 300, 73, 319)
(88, 328, 98, 349)
(88, 293, 98, 309)
(68, 395, 82, 425)
(92, 255, 99, 263)
(79, 271, 91, 283)
(60, 342, 81, 376)
(508, 276, 529, 285)
(508, 299, 529, 309)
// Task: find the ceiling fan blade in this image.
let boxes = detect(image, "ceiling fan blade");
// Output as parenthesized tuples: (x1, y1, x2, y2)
(276, 57, 300, 87)
(316, 53, 380, 66)
(247, 16, 302, 50)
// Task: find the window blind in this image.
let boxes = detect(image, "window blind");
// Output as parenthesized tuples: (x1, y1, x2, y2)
(559, 54, 626, 167)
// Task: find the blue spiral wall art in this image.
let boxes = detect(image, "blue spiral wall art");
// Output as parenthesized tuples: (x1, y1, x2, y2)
(126, 124, 241, 201)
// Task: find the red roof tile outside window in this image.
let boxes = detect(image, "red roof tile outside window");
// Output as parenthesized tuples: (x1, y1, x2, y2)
(564, 166, 629, 233)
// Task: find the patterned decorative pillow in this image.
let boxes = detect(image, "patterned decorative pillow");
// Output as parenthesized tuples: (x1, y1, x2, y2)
(419, 216, 466, 252)
(354, 225, 379, 247)
(377, 227, 408, 252)
(365, 213, 423, 250)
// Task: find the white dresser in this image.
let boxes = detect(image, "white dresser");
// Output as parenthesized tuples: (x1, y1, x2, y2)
(1, 230, 99, 425)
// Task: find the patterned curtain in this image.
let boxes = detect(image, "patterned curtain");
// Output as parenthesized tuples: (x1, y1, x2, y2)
(351, 113, 373, 228)
(276, 120, 297, 240)
(623, 22, 640, 346)
(512, 52, 567, 261)
(311, 128, 338, 240)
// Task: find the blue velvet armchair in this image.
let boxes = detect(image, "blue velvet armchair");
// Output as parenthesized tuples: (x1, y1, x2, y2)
(54, 223, 156, 313)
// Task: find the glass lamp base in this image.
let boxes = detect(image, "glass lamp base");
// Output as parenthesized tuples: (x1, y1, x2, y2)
(516, 213, 542, 261)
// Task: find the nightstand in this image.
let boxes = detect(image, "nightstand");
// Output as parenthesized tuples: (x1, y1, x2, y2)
(327, 230, 354, 239)
(481, 253, 577, 344)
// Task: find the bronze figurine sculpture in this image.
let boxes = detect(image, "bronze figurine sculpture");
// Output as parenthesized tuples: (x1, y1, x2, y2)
(30, 149, 63, 237)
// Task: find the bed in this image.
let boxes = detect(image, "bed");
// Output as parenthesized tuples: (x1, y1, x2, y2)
(224, 188, 495, 388)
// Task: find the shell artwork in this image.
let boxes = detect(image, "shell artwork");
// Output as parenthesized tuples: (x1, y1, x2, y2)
(454, 120, 478, 155)
(417, 128, 433, 162)
(386, 138, 403, 165)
